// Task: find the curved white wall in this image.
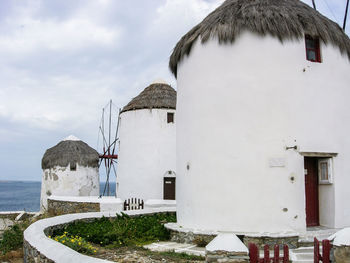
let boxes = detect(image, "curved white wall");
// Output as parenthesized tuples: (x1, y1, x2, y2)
(116, 108, 176, 201)
(176, 31, 350, 233)
(40, 165, 99, 211)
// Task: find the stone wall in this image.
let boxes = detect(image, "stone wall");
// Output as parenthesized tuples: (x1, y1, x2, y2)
(206, 251, 249, 263)
(334, 245, 350, 263)
(23, 240, 54, 263)
(47, 199, 100, 216)
(169, 229, 216, 246)
(243, 235, 299, 249)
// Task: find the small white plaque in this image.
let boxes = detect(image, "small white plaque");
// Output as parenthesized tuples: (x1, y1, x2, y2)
(269, 158, 286, 167)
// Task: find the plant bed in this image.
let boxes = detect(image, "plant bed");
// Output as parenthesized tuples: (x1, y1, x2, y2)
(52, 212, 176, 247)
(50, 212, 202, 262)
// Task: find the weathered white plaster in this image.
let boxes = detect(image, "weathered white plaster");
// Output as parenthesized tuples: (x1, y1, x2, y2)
(40, 164, 99, 211)
(24, 207, 176, 263)
(176, 31, 350, 233)
(144, 199, 176, 209)
(117, 108, 176, 200)
(206, 233, 248, 253)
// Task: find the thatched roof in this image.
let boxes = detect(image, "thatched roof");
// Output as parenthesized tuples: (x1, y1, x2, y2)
(169, 0, 350, 77)
(42, 137, 99, 170)
(121, 82, 176, 113)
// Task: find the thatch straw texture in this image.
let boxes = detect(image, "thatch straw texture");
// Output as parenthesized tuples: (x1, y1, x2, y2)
(121, 83, 176, 113)
(42, 140, 99, 169)
(169, 0, 350, 77)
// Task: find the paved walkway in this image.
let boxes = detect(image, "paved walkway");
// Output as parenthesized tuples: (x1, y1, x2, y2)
(144, 241, 206, 257)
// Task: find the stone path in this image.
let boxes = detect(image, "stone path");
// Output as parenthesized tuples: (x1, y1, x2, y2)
(144, 241, 206, 257)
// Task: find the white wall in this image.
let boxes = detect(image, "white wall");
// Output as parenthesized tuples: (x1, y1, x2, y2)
(40, 165, 99, 211)
(176, 31, 350, 233)
(116, 108, 176, 201)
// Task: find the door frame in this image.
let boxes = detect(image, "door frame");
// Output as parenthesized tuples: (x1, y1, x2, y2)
(301, 152, 337, 228)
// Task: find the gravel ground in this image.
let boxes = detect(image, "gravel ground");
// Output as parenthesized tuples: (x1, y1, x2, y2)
(93, 246, 205, 263)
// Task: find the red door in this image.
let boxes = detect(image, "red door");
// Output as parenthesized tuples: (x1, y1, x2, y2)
(304, 157, 319, 227)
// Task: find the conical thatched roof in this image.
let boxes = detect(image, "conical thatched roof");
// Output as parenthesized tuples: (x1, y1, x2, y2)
(42, 137, 99, 169)
(169, 0, 350, 77)
(121, 82, 176, 113)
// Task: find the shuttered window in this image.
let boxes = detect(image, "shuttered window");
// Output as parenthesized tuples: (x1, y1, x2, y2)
(305, 35, 321, 63)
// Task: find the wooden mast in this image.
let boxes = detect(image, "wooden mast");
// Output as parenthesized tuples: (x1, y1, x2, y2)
(312, 0, 317, 10)
(344, 0, 350, 30)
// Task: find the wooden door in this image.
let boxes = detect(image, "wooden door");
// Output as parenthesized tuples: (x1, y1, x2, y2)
(163, 177, 176, 200)
(304, 157, 319, 227)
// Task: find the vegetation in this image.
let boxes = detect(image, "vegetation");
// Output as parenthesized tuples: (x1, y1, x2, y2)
(0, 212, 50, 256)
(52, 212, 176, 248)
(51, 232, 97, 254)
(0, 223, 28, 255)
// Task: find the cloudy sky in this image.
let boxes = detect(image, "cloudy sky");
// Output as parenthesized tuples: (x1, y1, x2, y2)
(0, 0, 349, 182)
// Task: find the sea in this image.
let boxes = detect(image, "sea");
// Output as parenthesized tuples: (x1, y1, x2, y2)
(0, 181, 116, 212)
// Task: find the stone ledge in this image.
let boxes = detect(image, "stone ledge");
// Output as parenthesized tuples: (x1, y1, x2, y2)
(23, 207, 176, 263)
(47, 196, 123, 216)
(165, 223, 299, 250)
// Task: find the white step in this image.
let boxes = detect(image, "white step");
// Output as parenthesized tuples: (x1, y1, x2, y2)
(290, 246, 314, 263)
(292, 247, 314, 253)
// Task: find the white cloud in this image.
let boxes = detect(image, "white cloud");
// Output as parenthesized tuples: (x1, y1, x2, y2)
(0, 17, 120, 56)
(152, 0, 223, 38)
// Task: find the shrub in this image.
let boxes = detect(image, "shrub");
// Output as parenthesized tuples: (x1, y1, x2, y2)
(0, 225, 24, 255)
(51, 232, 97, 254)
(52, 212, 176, 247)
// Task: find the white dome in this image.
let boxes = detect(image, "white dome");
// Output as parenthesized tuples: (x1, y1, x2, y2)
(151, 78, 168, 85)
(63, 135, 81, 141)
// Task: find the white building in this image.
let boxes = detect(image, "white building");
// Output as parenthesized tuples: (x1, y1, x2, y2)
(116, 81, 176, 201)
(170, 0, 350, 234)
(40, 135, 100, 211)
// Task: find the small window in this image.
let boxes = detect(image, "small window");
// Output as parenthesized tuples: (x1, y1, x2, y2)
(70, 162, 76, 171)
(318, 158, 332, 184)
(305, 35, 321, 63)
(167, 112, 174, 123)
